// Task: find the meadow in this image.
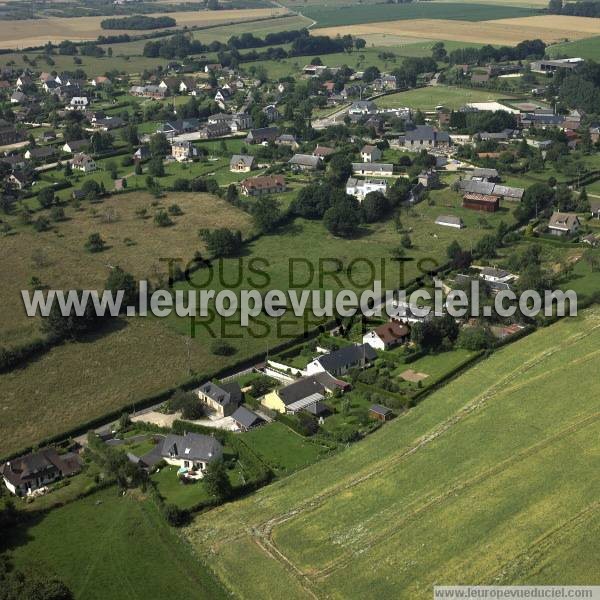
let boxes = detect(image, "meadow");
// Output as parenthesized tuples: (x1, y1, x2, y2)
(306, 2, 538, 28)
(547, 35, 600, 60)
(375, 86, 518, 111)
(184, 307, 600, 598)
(5, 487, 227, 600)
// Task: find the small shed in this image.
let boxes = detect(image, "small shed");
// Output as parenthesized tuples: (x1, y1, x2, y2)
(369, 404, 393, 422)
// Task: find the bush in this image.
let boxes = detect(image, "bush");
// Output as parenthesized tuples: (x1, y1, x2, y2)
(163, 503, 190, 527)
(211, 340, 236, 356)
(154, 210, 173, 227)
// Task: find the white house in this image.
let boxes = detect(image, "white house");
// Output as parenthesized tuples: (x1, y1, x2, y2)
(346, 177, 388, 201)
(363, 321, 410, 351)
(71, 152, 96, 172)
(305, 344, 377, 377)
(69, 97, 89, 111)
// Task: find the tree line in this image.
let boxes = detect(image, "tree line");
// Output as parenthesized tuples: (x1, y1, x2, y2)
(101, 15, 177, 30)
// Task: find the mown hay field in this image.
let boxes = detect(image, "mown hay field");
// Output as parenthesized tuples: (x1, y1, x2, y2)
(317, 15, 600, 46)
(184, 308, 600, 598)
(0, 8, 288, 49)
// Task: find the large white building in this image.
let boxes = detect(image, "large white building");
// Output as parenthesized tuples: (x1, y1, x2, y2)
(346, 177, 388, 201)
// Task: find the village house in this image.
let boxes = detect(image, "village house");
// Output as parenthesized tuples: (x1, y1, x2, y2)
(10, 91, 27, 104)
(7, 171, 30, 190)
(199, 122, 230, 139)
(133, 146, 150, 162)
(275, 134, 299, 150)
(262, 372, 347, 414)
(159, 118, 200, 139)
(418, 170, 439, 189)
(24, 146, 57, 162)
(2, 448, 82, 496)
(352, 162, 393, 177)
(93, 116, 125, 131)
(71, 152, 96, 173)
(62, 139, 89, 154)
(349, 100, 376, 116)
(214, 88, 231, 104)
(68, 96, 89, 111)
(312, 145, 335, 160)
(246, 127, 279, 144)
(171, 140, 197, 162)
(471, 167, 499, 182)
(305, 344, 377, 377)
(360, 145, 382, 162)
(91, 76, 111, 87)
(346, 177, 388, 201)
(240, 174, 286, 196)
(263, 104, 281, 122)
(363, 321, 410, 351)
(230, 154, 255, 172)
(548, 212, 581, 237)
(478, 267, 516, 285)
(403, 125, 451, 150)
(289, 153, 321, 171)
(196, 381, 242, 418)
(160, 433, 223, 477)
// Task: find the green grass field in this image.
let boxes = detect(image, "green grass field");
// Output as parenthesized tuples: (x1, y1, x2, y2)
(375, 86, 518, 110)
(184, 308, 600, 598)
(5, 488, 227, 600)
(547, 36, 600, 61)
(241, 422, 330, 475)
(306, 2, 538, 28)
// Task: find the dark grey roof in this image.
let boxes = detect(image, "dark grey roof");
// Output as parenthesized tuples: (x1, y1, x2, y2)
(279, 376, 326, 406)
(289, 154, 320, 168)
(198, 380, 241, 407)
(231, 405, 264, 429)
(405, 125, 450, 143)
(161, 433, 222, 462)
(317, 343, 376, 372)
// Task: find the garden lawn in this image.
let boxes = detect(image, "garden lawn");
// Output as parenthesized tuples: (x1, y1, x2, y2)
(240, 422, 329, 475)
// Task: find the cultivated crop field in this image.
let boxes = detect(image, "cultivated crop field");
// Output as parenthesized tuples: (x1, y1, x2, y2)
(184, 308, 600, 598)
(306, 2, 537, 28)
(317, 15, 600, 46)
(0, 8, 288, 49)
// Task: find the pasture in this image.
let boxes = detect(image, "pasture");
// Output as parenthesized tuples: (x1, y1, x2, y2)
(5, 488, 227, 600)
(375, 86, 517, 110)
(317, 15, 600, 46)
(547, 35, 600, 60)
(0, 8, 288, 49)
(0, 191, 253, 346)
(184, 308, 600, 598)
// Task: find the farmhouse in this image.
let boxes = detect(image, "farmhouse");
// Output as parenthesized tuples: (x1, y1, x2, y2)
(240, 174, 286, 196)
(360, 145, 382, 162)
(1, 448, 82, 496)
(196, 381, 242, 418)
(363, 321, 410, 351)
(346, 177, 388, 201)
(352, 163, 393, 177)
(462, 192, 499, 212)
(458, 180, 524, 202)
(435, 215, 464, 229)
(275, 134, 299, 149)
(548, 212, 580, 237)
(305, 344, 377, 377)
(471, 167, 499, 182)
(160, 433, 223, 476)
(230, 154, 255, 172)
